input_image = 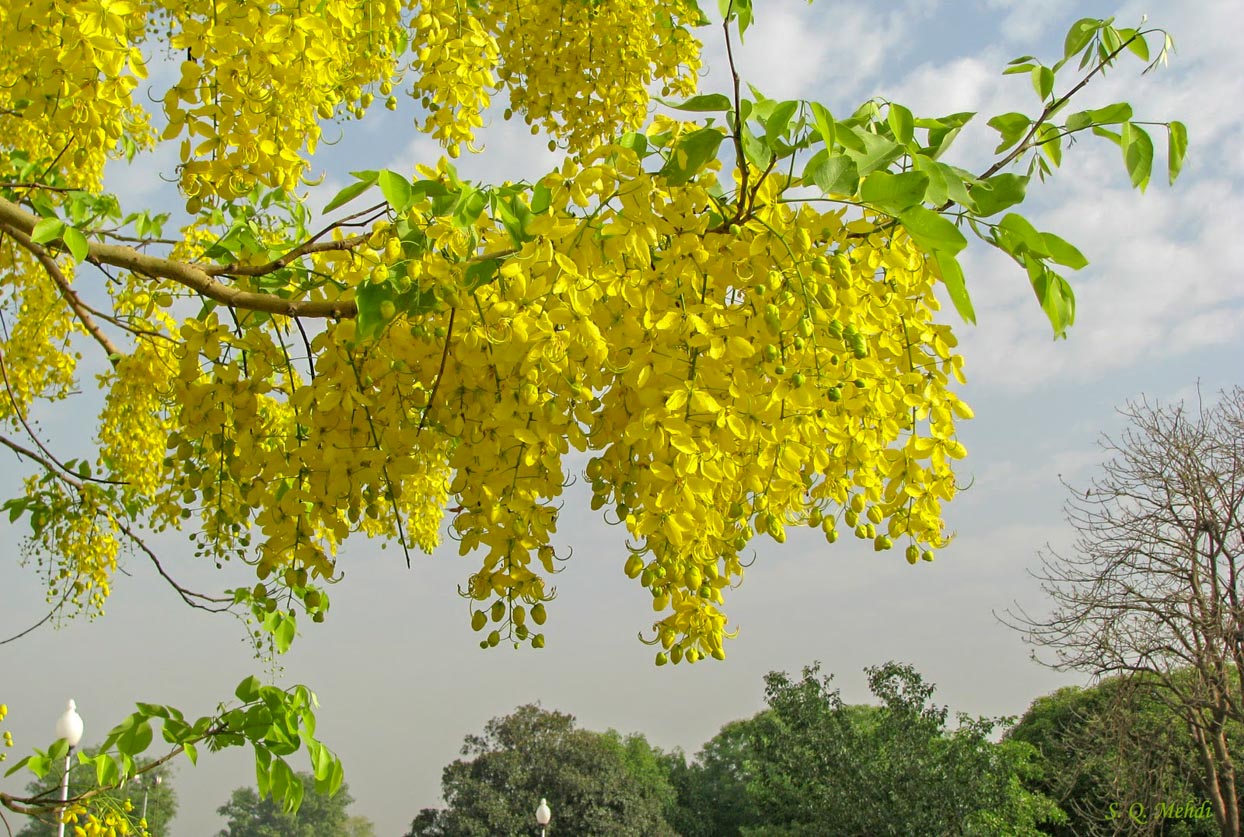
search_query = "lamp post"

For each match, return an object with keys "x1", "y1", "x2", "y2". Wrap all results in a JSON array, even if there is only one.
[
  {"x1": 54, "y1": 699, "x2": 84, "y2": 837},
  {"x1": 535, "y1": 798, "x2": 551, "y2": 836},
  {"x1": 141, "y1": 773, "x2": 161, "y2": 824}
]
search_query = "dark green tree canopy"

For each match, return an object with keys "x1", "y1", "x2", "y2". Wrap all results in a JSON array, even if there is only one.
[{"x1": 408, "y1": 705, "x2": 677, "y2": 836}]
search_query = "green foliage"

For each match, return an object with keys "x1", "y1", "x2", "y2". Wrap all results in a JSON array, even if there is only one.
[
  {"x1": 668, "y1": 662, "x2": 1064, "y2": 837},
  {"x1": 1008, "y1": 674, "x2": 1239, "y2": 837},
  {"x1": 5, "y1": 677, "x2": 341, "y2": 821},
  {"x1": 407, "y1": 705, "x2": 678, "y2": 836},
  {"x1": 13, "y1": 753, "x2": 176, "y2": 837},
  {"x1": 217, "y1": 772, "x2": 370, "y2": 837}
]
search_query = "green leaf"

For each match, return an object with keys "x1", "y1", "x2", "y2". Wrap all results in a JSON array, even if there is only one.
[
  {"x1": 859, "y1": 171, "x2": 929, "y2": 215},
  {"x1": 463, "y1": 258, "x2": 502, "y2": 292},
  {"x1": 803, "y1": 152, "x2": 858, "y2": 196},
  {"x1": 660, "y1": 128, "x2": 725, "y2": 185},
  {"x1": 451, "y1": 186, "x2": 486, "y2": 230},
  {"x1": 1002, "y1": 63, "x2": 1036, "y2": 76},
  {"x1": 30, "y1": 217, "x2": 65, "y2": 245},
  {"x1": 530, "y1": 184, "x2": 551, "y2": 215},
  {"x1": 1040, "y1": 232, "x2": 1088, "y2": 269},
  {"x1": 998, "y1": 213, "x2": 1050, "y2": 258},
  {"x1": 887, "y1": 103, "x2": 914, "y2": 145},
  {"x1": 1121, "y1": 121, "x2": 1154, "y2": 191},
  {"x1": 662, "y1": 93, "x2": 732, "y2": 112},
  {"x1": 1064, "y1": 18, "x2": 1100, "y2": 59},
  {"x1": 235, "y1": 675, "x2": 263, "y2": 703},
  {"x1": 1126, "y1": 32, "x2": 1150, "y2": 61},
  {"x1": 739, "y1": 122, "x2": 772, "y2": 170},
  {"x1": 1035, "y1": 122, "x2": 1062, "y2": 167},
  {"x1": 94, "y1": 753, "x2": 120, "y2": 788},
  {"x1": 378, "y1": 170, "x2": 413, "y2": 212},
  {"x1": 1028, "y1": 261, "x2": 1075, "y2": 338},
  {"x1": 273, "y1": 611, "x2": 296, "y2": 654},
  {"x1": 62, "y1": 226, "x2": 89, "y2": 263},
  {"x1": 1167, "y1": 121, "x2": 1188, "y2": 184},
  {"x1": 986, "y1": 112, "x2": 1032, "y2": 153},
  {"x1": 354, "y1": 283, "x2": 394, "y2": 343},
  {"x1": 969, "y1": 173, "x2": 1028, "y2": 217},
  {"x1": 764, "y1": 100, "x2": 798, "y2": 145},
  {"x1": 1031, "y1": 66, "x2": 1055, "y2": 100},
  {"x1": 840, "y1": 128, "x2": 902, "y2": 174},
  {"x1": 809, "y1": 102, "x2": 835, "y2": 149},
  {"x1": 617, "y1": 132, "x2": 649, "y2": 157},
  {"x1": 899, "y1": 206, "x2": 967, "y2": 256},
  {"x1": 5, "y1": 755, "x2": 34, "y2": 778},
  {"x1": 1090, "y1": 102, "x2": 1133, "y2": 124},
  {"x1": 932, "y1": 251, "x2": 975, "y2": 325},
  {"x1": 322, "y1": 172, "x2": 378, "y2": 213}
]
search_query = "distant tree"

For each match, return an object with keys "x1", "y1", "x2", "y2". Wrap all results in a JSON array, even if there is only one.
[
  {"x1": 216, "y1": 772, "x2": 369, "y2": 837},
  {"x1": 664, "y1": 717, "x2": 766, "y2": 837},
  {"x1": 731, "y1": 662, "x2": 1063, "y2": 836},
  {"x1": 1010, "y1": 389, "x2": 1244, "y2": 836},
  {"x1": 407, "y1": 705, "x2": 676, "y2": 836},
  {"x1": 1009, "y1": 675, "x2": 1238, "y2": 836},
  {"x1": 14, "y1": 753, "x2": 176, "y2": 836}
]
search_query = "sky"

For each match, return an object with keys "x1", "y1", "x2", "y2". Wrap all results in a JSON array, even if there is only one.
[{"x1": 2, "y1": 1, "x2": 1243, "y2": 835}]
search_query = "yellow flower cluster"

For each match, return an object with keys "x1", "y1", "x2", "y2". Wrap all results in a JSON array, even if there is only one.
[
  {"x1": 408, "y1": 6, "x2": 499, "y2": 155},
  {"x1": 1, "y1": 702, "x2": 12, "y2": 762},
  {"x1": 165, "y1": 0, "x2": 405, "y2": 203},
  {"x1": 62, "y1": 801, "x2": 148, "y2": 837},
  {"x1": 0, "y1": 247, "x2": 80, "y2": 425},
  {"x1": 0, "y1": 0, "x2": 151, "y2": 191},
  {"x1": 482, "y1": 0, "x2": 703, "y2": 152}
]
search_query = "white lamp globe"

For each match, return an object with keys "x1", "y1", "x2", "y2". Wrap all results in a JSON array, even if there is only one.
[
  {"x1": 54, "y1": 699, "x2": 84, "y2": 747},
  {"x1": 535, "y1": 798, "x2": 551, "y2": 826}
]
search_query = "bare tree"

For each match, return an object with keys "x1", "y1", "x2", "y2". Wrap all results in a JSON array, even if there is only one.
[{"x1": 1011, "y1": 387, "x2": 1244, "y2": 837}]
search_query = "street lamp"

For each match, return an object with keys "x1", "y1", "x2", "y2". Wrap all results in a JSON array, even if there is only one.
[
  {"x1": 53, "y1": 699, "x2": 84, "y2": 837},
  {"x1": 535, "y1": 798, "x2": 551, "y2": 837},
  {"x1": 141, "y1": 773, "x2": 162, "y2": 824}
]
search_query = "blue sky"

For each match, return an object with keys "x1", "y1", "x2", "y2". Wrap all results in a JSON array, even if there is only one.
[{"x1": 2, "y1": 2, "x2": 1242, "y2": 835}]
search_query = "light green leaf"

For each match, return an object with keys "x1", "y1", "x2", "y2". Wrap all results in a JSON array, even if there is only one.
[
  {"x1": 1167, "y1": 121, "x2": 1188, "y2": 184},
  {"x1": 617, "y1": 131, "x2": 649, "y2": 157},
  {"x1": 986, "y1": 112, "x2": 1032, "y2": 153},
  {"x1": 809, "y1": 101, "x2": 835, "y2": 149},
  {"x1": 1028, "y1": 261, "x2": 1076, "y2": 338},
  {"x1": 840, "y1": 128, "x2": 902, "y2": 174},
  {"x1": 932, "y1": 251, "x2": 975, "y2": 324},
  {"x1": 887, "y1": 103, "x2": 914, "y2": 145},
  {"x1": 62, "y1": 227, "x2": 89, "y2": 263},
  {"x1": 969, "y1": 173, "x2": 1028, "y2": 217},
  {"x1": 1031, "y1": 65, "x2": 1055, "y2": 100},
  {"x1": 1040, "y1": 232, "x2": 1088, "y2": 269},
  {"x1": 1121, "y1": 121, "x2": 1154, "y2": 191},
  {"x1": 235, "y1": 675, "x2": 263, "y2": 702},
  {"x1": 859, "y1": 170, "x2": 929, "y2": 215},
  {"x1": 1064, "y1": 18, "x2": 1100, "y2": 59},
  {"x1": 1035, "y1": 122, "x2": 1062, "y2": 167},
  {"x1": 378, "y1": 169, "x2": 413, "y2": 212},
  {"x1": 998, "y1": 213, "x2": 1050, "y2": 257},
  {"x1": 803, "y1": 152, "x2": 858, "y2": 196},
  {"x1": 660, "y1": 128, "x2": 725, "y2": 185},
  {"x1": 30, "y1": 217, "x2": 65, "y2": 245},
  {"x1": 94, "y1": 754, "x2": 120, "y2": 788},
  {"x1": 321, "y1": 172, "x2": 378, "y2": 213},
  {"x1": 740, "y1": 122, "x2": 772, "y2": 170},
  {"x1": 662, "y1": 93, "x2": 732, "y2": 112},
  {"x1": 764, "y1": 100, "x2": 798, "y2": 145},
  {"x1": 899, "y1": 206, "x2": 967, "y2": 255}
]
